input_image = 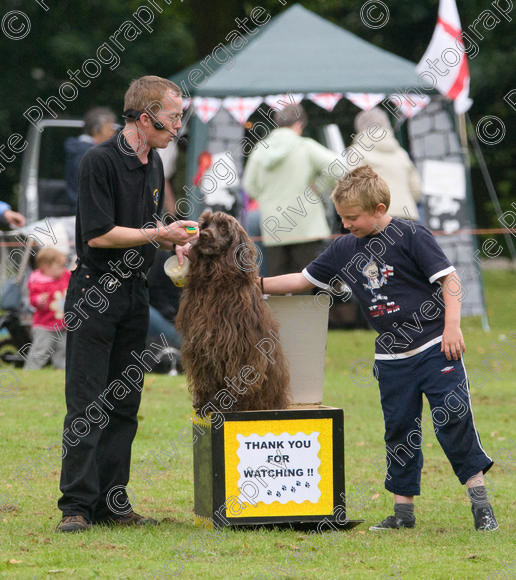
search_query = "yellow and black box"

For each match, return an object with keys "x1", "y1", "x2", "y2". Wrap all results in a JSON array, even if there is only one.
[{"x1": 193, "y1": 406, "x2": 361, "y2": 529}]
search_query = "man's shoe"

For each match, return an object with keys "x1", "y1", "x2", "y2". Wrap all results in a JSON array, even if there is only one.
[
  {"x1": 56, "y1": 515, "x2": 91, "y2": 533},
  {"x1": 472, "y1": 504, "x2": 499, "y2": 531},
  {"x1": 110, "y1": 511, "x2": 159, "y2": 526},
  {"x1": 369, "y1": 515, "x2": 416, "y2": 531}
]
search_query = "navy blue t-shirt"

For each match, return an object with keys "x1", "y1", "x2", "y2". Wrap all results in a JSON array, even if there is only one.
[{"x1": 303, "y1": 219, "x2": 455, "y2": 359}]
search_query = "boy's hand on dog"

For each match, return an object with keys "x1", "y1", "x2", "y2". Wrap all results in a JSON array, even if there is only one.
[{"x1": 156, "y1": 220, "x2": 199, "y2": 250}]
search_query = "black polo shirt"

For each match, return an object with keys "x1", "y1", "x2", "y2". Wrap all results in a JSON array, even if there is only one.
[{"x1": 75, "y1": 133, "x2": 164, "y2": 274}]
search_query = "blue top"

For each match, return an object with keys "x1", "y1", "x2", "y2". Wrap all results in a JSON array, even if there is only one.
[
  {"x1": 303, "y1": 218, "x2": 455, "y2": 359},
  {"x1": 0, "y1": 201, "x2": 11, "y2": 215},
  {"x1": 64, "y1": 135, "x2": 96, "y2": 205}
]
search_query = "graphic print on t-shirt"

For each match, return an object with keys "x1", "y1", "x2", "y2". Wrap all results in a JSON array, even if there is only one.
[
  {"x1": 303, "y1": 219, "x2": 456, "y2": 356},
  {"x1": 361, "y1": 256, "x2": 400, "y2": 318}
]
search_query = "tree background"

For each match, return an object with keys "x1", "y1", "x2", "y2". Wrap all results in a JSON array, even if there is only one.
[{"x1": 0, "y1": 0, "x2": 514, "y2": 246}]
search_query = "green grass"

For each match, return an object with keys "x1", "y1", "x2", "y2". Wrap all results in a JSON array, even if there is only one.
[{"x1": 1, "y1": 270, "x2": 515, "y2": 579}]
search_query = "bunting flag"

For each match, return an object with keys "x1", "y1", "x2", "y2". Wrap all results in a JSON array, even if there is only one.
[
  {"x1": 306, "y1": 93, "x2": 343, "y2": 111},
  {"x1": 191, "y1": 91, "x2": 431, "y2": 124},
  {"x1": 344, "y1": 92, "x2": 386, "y2": 111},
  {"x1": 416, "y1": 0, "x2": 472, "y2": 114},
  {"x1": 192, "y1": 97, "x2": 222, "y2": 123},
  {"x1": 389, "y1": 93, "x2": 431, "y2": 118},
  {"x1": 222, "y1": 96, "x2": 263, "y2": 125},
  {"x1": 264, "y1": 93, "x2": 305, "y2": 108}
]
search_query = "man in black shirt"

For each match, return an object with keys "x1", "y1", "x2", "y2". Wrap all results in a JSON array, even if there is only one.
[{"x1": 57, "y1": 76, "x2": 198, "y2": 533}]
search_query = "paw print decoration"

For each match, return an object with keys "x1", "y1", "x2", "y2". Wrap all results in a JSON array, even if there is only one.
[{"x1": 264, "y1": 479, "x2": 312, "y2": 501}]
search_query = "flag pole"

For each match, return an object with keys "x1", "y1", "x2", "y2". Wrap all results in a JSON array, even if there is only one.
[{"x1": 465, "y1": 113, "x2": 516, "y2": 264}]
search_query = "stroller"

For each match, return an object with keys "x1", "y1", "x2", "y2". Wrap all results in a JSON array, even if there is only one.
[
  {"x1": 1, "y1": 218, "x2": 76, "y2": 368},
  {"x1": 0, "y1": 233, "x2": 32, "y2": 367}
]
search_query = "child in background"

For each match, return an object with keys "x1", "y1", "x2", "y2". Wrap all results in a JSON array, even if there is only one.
[
  {"x1": 24, "y1": 248, "x2": 70, "y2": 370},
  {"x1": 262, "y1": 166, "x2": 497, "y2": 532}
]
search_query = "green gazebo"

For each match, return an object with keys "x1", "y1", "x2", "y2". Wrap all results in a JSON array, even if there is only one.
[{"x1": 171, "y1": 4, "x2": 486, "y2": 320}]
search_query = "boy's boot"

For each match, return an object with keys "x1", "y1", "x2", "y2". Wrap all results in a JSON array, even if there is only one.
[
  {"x1": 369, "y1": 503, "x2": 416, "y2": 531},
  {"x1": 468, "y1": 486, "x2": 499, "y2": 531}
]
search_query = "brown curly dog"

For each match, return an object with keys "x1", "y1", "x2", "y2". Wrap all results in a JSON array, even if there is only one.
[{"x1": 175, "y1": 210, "x2": 290, "y2": 414}]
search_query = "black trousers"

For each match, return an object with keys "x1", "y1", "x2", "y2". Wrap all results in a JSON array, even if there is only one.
[{"x1": 58, "y1": 268, "x2": 149, "y2": 521}]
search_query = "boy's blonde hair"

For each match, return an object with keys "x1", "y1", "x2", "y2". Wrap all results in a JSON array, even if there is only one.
[
  {"x1": 124, "y1": 75, "x2": 181, "y2": 113},
  {"x1": 331, "y1": 165, "x2": 390, "y2": 213},
  {"x1": 35, "y1": 248, "x2": 66, "y2": 269}
]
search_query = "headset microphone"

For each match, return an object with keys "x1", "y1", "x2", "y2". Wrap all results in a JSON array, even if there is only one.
[
  {"x1": 122, "y1": 109, "x2": 141, "y2": 122},
  {"x1": 122, "y1": 109, "x2": 166, "y2": 131}
]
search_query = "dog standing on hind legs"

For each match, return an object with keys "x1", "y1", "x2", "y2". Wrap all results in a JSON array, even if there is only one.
[{"x1": 176, "y1": 211, "x2": 290, "y2": 413}]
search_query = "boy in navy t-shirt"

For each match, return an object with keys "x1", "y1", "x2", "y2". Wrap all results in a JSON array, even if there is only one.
[{"x1": 262, "y1": 166, "x2": 497, "y2": 532}]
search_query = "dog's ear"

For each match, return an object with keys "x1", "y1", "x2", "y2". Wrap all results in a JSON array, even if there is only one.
[
  {"x1": 232, "y1": 219, "x2": 253, "y2": 249},
  {"x1": 233, "y1": 239, "x2": 257, "y2": 263},
  {"x1": 230, "y1": 225, "x2": 259, "y2": 273}
]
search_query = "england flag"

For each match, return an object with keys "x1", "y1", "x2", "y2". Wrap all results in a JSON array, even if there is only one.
[{"x1": 416, "y1": 0, "x2": 472, "y2": 114}]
